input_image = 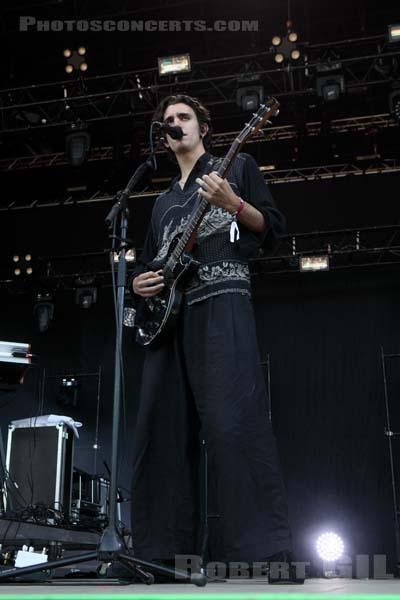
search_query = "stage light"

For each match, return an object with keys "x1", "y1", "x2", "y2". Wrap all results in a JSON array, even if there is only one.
[
  {"x1": 316, "y1": 532, "x2": 344, "y2": 562},
  {"x1": 271, "y1": 24, "x2": 301, "y2": 64},
  {"x1": 66, "y1": 124, "x2": 90, "y2": 167},
  {"x1": 259, "y1": 165, "x2": 276, "y2": 171},
  {"x1": 158, "y1": 54, "x2": 191, "y2": 76},
  {"x1": 388, "y1": 24, "x2": 400, "y2": 42},
  {"x1": 389, "y1": 89, "x2": 400, "y2": 123},
  {"x1": 236, "y1": 86, "x2": 264, "y2": 112},
  {"x1": 75, "y1": 287, "x2": 97, "y2": 309},
  {"x1": 300, "y1": 255, "x2": 329, "y2": 272},
  {"x1": 113, "y1": 248, "x2": 137, "y2": 263},
  {"x1": 11, "y1": 253, "x2": 33, "y2": 277},
  {"x1": 33, "y1": 293, "x2": 54, "y2": 333},
  {"x1": 64, "y1": 47, "x2": 89, "y2": 74},
  {"x1": 58, "y1": 376, "x2": 80, "y2": 408},
  {"x1": 316, "y1": 67, "x2": 345, "y2": 102}
]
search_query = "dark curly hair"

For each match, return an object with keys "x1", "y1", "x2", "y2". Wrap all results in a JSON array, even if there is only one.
[{"x1": 153, "y1": 94, "x2": 213, "y2": 155}]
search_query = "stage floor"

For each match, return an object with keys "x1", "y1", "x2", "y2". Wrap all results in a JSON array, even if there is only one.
[{"x1": 0, "y1": 578, "x2": 399, "y2": 599}]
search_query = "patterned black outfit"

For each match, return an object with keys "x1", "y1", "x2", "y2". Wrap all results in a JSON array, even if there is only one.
[{"x1": 130, "y1": 151, "x2": 292, "y2": 563}]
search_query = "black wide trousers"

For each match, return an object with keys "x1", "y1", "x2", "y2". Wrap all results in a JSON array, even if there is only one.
[{"x1": 131, "y1": 293, "x2": 292, "y2": 563}]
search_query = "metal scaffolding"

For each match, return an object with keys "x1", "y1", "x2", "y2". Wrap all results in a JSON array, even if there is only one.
[
  {"x1": 0, "y1": 35, "x2": 398, "y2": 135},
  {"x1": 0, "y1": 113, "x2": 397, "y2": 173}
]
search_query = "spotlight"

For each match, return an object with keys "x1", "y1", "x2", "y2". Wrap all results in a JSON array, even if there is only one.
[
  {"x1": 58, "y1": 376, "x2": 80, "y2": 408},
  {"x1": 236, "y1": 86, "x2": 264, "y2": 111},
  {"x1": 64, "y1": 47, "x2": 89, "y2": 73},
  {"x1": 388, "y1": 24, "x2": 400, "y2": 43},
  {"x1": 271, "y1": 24, "x2": 301, "y2": 64},
  {"x1": 300, "y1": 255, "x2": 329, "y2": 272},
  {"x1": 33, "y1": 293, "x2": 54, "y2": 333},
  {"x1": 75, "y1": 287, "x2": 97, "y2": 309},
  {"x1": 113, "y1": 248, "x2": 136, "y2": 263},
  {"x1": 11, "y1": 253, "x2": 33, "y2": 277},
  {"x1": 389, "y1": 89, "x2": 400, "y2": 123},
  {"x1": 66, "y1": 124, "x2": 90, "y2": 167},
  {"x1": 158, "y1": 53, "x2": 191, "y2": 76},
  {"x1": 316, "y1": 532, "x2": 344, "y2": 562},
  {"x1": 316, "y1": 64, "x2": 345, "y2": 102}
]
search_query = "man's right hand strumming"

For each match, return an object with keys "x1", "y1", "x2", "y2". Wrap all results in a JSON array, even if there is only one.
[{"x1": 132, "y1": 270, "x2": 164, "y2": 298}]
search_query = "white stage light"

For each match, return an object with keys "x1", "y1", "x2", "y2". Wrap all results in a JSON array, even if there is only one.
[{"x1": 316, "y1": 532, "x2": 344, "y2": 562}]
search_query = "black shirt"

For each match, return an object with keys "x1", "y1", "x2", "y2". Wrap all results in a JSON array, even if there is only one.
[{"x1": 131, "y1": 151, "x2": 285, "y2": 305}]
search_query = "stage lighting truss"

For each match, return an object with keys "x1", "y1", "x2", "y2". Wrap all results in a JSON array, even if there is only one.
[
  {"x1": 271, "y1": 22, "x2": 301, "y2": 65},
  {"x1": 64, "y1": 46, "x2": 88, "y2": 74},
  {"x1": 12, "y1": 253, "x2": 33, "y2": 277}
]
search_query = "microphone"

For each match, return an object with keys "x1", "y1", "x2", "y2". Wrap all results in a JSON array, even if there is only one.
[{"x1": 153, "y1": 121, "x2": 184, "y2": 140}]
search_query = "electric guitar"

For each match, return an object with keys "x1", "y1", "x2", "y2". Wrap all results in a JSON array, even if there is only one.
[{"x1": 135, "y1": 98, "x2": 280, "y2": 348}]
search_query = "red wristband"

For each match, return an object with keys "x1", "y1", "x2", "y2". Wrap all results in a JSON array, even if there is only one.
[{"x1": 233, "y1": 198, "x2": 245, "y2": 217}]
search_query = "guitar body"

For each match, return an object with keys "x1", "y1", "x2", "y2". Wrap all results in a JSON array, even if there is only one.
[{"x1": 135, "y1": 234, "x2": 199, "y2": 348}]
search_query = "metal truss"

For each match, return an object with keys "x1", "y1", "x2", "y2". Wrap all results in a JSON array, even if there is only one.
[
  {"x1": 0, "y1": 35, "x2": 398, "y2": 135},
  {"x1": 0, "y1": 113, "x2": 397, "y2": 172},
  {"x1": 0, "y1": 157, "x2": 399, "y2": 212},
  {"x1": 1, "y1": 225, "x2": 399, "y2": 291},
  {"x1": 251, "y1": 225, "x2": 400, "y2": 276},
  {"x1": 262, "y1": 158, "x2": 400, "y2": 184}
]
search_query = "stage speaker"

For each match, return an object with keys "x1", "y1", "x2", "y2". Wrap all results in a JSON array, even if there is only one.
[{"x1": 4, "y1": 422, "x2": 74, "y2": 518}]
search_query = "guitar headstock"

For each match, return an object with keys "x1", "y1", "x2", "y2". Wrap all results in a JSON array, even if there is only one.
[{"x1": 237, "y1": 97, "x2": 280, "y2": 145}]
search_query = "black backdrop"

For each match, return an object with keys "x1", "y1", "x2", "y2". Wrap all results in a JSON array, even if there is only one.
[{"x1": 1, "y1": 172, "x2": 400, "y2": 571}]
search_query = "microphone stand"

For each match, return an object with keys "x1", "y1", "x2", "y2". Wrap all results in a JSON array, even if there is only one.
[{"x1": 0, "y1": 146, "x2": 206, "y2": 587}]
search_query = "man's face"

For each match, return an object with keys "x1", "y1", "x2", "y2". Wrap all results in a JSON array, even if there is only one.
[{"x1": 162, "y1": 102, "x2": 207, "y2": 155}]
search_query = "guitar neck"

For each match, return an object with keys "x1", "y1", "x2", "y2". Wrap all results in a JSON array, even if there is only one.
[{"x1": 169, "y1": 144, "x2": 241, "y2": 262}]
